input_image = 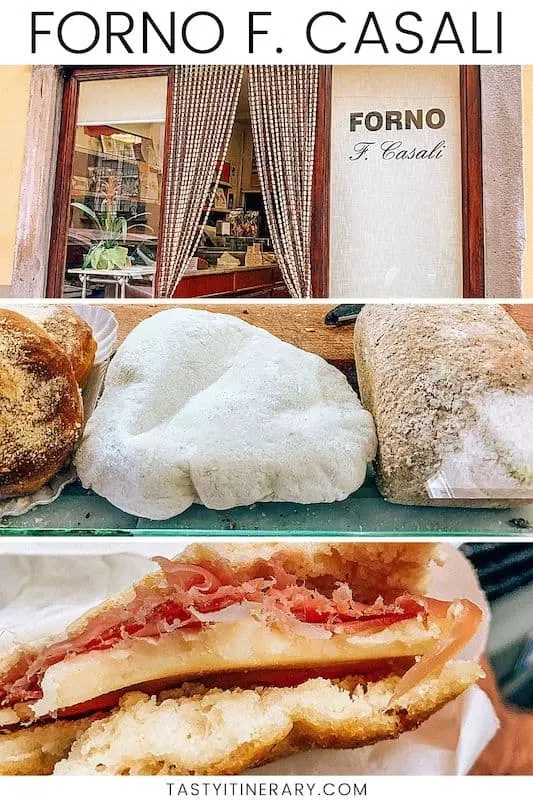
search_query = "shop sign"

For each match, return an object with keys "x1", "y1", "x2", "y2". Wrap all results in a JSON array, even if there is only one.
[{"x1": 347, "y1": 107, "x2": 448, "y2": 162}]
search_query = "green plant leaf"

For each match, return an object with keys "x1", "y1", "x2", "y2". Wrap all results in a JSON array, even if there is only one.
[
  {"x1": 71, "y1": 202, "x2": 103, "y2": 230},
  {"x1": 72, "y1": 199, "x2": 150, "y2": 252},
  {"x1": 118, "y1": 216, "x2": 128, "y2": 241},
  {"x1": 129, "y1": 223, "x2": 155, "y2": 234}
]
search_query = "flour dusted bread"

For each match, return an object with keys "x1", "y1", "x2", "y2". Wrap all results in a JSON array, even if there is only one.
[
  {"x1": 75, "y1": 308, "x2": 377, "y2": 519},
  {"x1": 54, "y1": 663, "x2": 481, "y2": 775},
  {"x1": 5, "y1": 304, "x2": 97, "y2": 387},
  {"x1": 0, "y1": 309, "x2": 83, "y2": 499},
  {"x1": 354, "y1": 304, "x2": 533, "y2": 507}
]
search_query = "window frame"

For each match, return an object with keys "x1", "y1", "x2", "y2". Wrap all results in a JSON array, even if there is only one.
[
  {"x1": 311, "y1": 65, "x2": 485, "y2": 298},
  {"x1": 46, "y1": 65, "x2": 175, "y2": 298}
]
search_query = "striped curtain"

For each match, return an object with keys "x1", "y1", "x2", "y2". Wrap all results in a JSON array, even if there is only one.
[
  {"x1": 155, "y1": 65, "x2": 243, "y2": 297},
  {"x1": 248, "y1": 66, "x2": 319, "y2": 299}
]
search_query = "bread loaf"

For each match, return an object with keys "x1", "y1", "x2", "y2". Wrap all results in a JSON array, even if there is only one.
[
  {"x1": 0, "y1": 310, "x2": 83, "y2": 499},
  {"x1": 76, "y1": 308, "x2": 377, "y2": 519},
  {"x1": 354, "y1": 304, "x2": 533, "y2": 507},
  {"x1": 0, "y1": 717, "x2": 95, "y2": 775},
  {"x1": 2, "y1": 304, "x2": 96, "y2": 387}
]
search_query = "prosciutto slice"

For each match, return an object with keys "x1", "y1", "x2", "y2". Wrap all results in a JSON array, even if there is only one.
[
  {"x1": 0, "y1": 556, "x2": 473, "y2": 711},
  {"x1": 389, "y1": 598, "x2": 483, "y2": 703}
]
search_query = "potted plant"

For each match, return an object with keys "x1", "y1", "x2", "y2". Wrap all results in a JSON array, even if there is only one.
[{"x1": 71, "y1": 174, "x2": 153, "y2": 270}]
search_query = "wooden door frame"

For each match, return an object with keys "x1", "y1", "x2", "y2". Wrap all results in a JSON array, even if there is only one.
[
  {"x1": 311, "y1": 65, "x2": 485, "y2": 298},
  {"x1": 46, "y1": 65, "x2": 174, "y2": 298},
  {"x1": 460, "y1": 66, "x2": 485, "y2": 297},
  {"x1": 310, "y1": 66, "x2": 332, "y2": 299}
]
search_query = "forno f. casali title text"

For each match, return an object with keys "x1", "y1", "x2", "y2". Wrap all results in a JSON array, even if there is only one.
[{"x1": 30, "y1": 9, "x2": 503, "y2": 56}]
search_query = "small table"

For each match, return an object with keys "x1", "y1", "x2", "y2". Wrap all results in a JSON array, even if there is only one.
[{"x1": 67, "y1": 267, "x2": 155, "y2": 299}]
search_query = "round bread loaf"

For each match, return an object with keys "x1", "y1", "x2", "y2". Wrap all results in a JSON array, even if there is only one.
[
  {"x1": 3, "y1": 305, "x2": 97, "y2": 387},
  {"x1": 0, "y1": 309, "x2": 84, "y2": 499}
]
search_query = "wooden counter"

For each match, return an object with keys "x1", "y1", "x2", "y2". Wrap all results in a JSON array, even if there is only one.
[
  {"x1": 105, "y1": 302, "x2": 533, "y2": 389},
  {"x1": 172, "y1": 264, "x2": 286, "y2": 298}
]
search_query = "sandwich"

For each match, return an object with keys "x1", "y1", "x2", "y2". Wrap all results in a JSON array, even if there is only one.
[{"x1": 0, "y1": 542, "x2": 483, "y2": 775}]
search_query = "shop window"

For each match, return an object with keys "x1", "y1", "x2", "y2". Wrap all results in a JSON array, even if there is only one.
[
  {"x1": 48, "y1": 69, "x2": 169, "y2": 298},
  {"x1": 48, "y1": 65, "x2": 484, "y2": 299},
  {"x1": 49, "y1": 66, "x2": 286, "y2": 299}
]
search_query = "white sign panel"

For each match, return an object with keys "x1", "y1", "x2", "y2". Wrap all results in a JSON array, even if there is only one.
[{"x1": 329, "y1": 66, "x2": 463, "y2": 298}]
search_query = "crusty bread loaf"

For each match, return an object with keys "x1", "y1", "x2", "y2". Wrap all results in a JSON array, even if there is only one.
[
  {"x1": 5, "y1": 305, "x2": 97, "y2": 387},
  {"x1": 0, "y1": 717, "x2": 95, "y2": 775},
  {"x1": 0, "y1": 309, "x2": 84, "y2": 499},
  {"x1": 354, "y1": 304, "x2": 533, "y2": 507},
  {"x1": 54, "y1": 662, "x2": 481, "y2": 775}
]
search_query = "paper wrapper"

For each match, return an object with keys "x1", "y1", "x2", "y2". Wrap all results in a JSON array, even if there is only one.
[
  {"x1": 425, "y1": 392, "x2": 533, "y2": 504},
  {"x1": 0, "y1": 542, "x2": 498, "y2": 775},
  {"x1": 0, "y1": 305, "x2": 118, "y2": 517}
]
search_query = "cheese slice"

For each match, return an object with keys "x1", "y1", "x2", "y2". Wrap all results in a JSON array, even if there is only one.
[{"x1": 31, "y1": 614, "x2": 449, "y2": 719}]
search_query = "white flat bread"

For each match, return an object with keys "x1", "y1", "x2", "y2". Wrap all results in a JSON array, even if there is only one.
[{"x1": 76, "y1": 309, "x2": 377, "y2": 519}]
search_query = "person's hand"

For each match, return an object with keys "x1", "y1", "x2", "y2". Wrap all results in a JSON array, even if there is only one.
[{"x1": 470, "y1": 656, "x2": 533, "y2": 774}]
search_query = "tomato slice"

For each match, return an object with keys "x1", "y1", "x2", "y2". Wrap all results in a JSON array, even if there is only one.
[{"x1": 37, "y1": 658, "x2": 419, "y2": 721}]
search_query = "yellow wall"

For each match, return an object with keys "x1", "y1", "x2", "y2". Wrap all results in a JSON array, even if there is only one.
[
  {"x1": 523, "y1": 66, "x2": 533, "y2": 297},
  {"x1": 0, "y1": 66, "x2": 31, "y2": 289}
]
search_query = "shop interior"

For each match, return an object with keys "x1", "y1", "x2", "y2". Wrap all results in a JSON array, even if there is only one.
[{"x1": 63, "y1": 70, "x2": 287, "y2": 299}]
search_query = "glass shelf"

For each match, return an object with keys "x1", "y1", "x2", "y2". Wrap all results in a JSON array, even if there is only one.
[{"x1": 1, "y1": 476, "x2": 530, "y2": 536}]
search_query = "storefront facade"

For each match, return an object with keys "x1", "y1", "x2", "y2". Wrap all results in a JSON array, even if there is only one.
[{"x1": 2, "y1": 64, "x2": 531, "y2": 299}]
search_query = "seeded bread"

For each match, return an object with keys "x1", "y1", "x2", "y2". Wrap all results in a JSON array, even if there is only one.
[
  {"x1": 0, "y1": 309, "x2": 84, "y2": 499},
  {"x1": 4, "y1": 304, "x2": 97, "y2": 387}
]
